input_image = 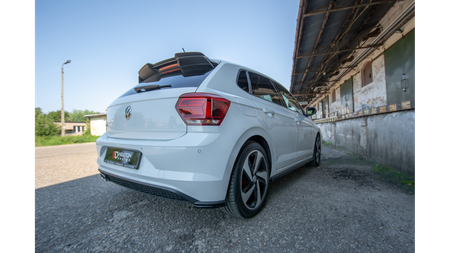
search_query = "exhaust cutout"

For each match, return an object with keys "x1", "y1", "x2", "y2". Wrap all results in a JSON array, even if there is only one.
[{"x1": 100, "y1": 173, "x2": 109, "y2": 182}]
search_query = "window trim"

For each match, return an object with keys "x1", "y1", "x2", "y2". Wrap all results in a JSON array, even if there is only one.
[
  {"x1": 247, "y1": 71, "x2": 286, "y2": 109},
  {"x1": 246, "y1": 71, "x2": 253, "y2": 94},
  {"x1": 270, "y1": 79, "x2": 306, "y2": 116},
  {"x1": 237, "y1": 70, "x2": 305, "y2": 115},
  {"x1": 235, "y1": 69, "x2": 251, "y2": 93},
  {"x1": 361, "y1": 60, "x2": 373, "y2": 87},
  {"x1": 331, "y1": 89, "x2": 336, "y2": 103}
]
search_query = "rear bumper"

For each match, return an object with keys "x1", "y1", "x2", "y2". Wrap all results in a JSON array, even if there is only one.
[
  {"x1": 96, "y1": 128, "x2": 237, "y2": 205},
  {"x1": 99, "y1": 170, "x2": 226, "y2": 208}
]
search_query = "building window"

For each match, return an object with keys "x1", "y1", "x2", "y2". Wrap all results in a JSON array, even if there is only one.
[
  {"x1": 362, "y1": 60, "x2": 373, "y2": 87},
  {"x1": 331, "y1": 89, "x2": 336, "y2": 103}
]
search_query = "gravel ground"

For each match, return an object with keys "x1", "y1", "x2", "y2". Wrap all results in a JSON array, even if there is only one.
[{"x1": 35, "y1": 143, "x2": 414, "y2": 252}]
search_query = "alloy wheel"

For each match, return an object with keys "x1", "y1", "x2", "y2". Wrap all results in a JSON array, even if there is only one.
[
  {"x1": 315, "y1": 136, "x2": 321, "y2": 164},
  {"x1": 240, "y1": 150, "x2": 269, "y2": 210}
]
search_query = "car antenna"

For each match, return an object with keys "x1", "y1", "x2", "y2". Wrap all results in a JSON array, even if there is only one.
[{"x1": 182, "y1": 48, "x2": 185, "y2": 52}]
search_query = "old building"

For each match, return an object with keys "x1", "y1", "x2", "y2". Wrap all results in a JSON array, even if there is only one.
[
  {"x1": 290, "y1": 0, "x2": 415, "y2": 176},
  {"x1": 54, "y1": 121, "x2": 87, "y2": 136},
  {"x1": 84, "y1": 114, "x2": 107, "y2": 136}
]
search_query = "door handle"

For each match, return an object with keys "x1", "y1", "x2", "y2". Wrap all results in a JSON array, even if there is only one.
[{"x1": 263, "y1": 108, "x2": 275, "y2": 114}]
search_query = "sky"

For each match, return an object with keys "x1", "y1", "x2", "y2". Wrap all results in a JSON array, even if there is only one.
[{"x1": 35, "y1": 0, "x2": 300, "y2": 114}]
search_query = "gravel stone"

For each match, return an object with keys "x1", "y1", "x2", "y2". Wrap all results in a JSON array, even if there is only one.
[{"x1": 35, "y1": 143, "x2": 414, "y2": 252}]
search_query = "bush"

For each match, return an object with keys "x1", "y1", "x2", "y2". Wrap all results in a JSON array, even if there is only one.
[
  {"x1": 34, "y1": 108, "x2": 103, "y2": 146},
  {"x1": 35, "y1": 135, "x2": 99, "y2": 147},
  {"x1": 35, "y1": 108, "x2": 60, "y2": 136}
]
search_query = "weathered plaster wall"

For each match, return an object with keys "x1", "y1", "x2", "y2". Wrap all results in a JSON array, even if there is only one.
[
  {"x1": 335, "y1": 119, "x2": 362, "y2": 154},
  {"x1": 317, "y1": 110, "x2": 415, "y2": 176},
  {"x1": 311, "y1": 48, "x2": 388, "y2": 117},
  {"x1": 329, "y1": 88, "x2": 341, "y2": 116},
  {"x1": 319, "y1": 122, "x2": 335, "y2": 145},
  {"x1": 366, "y1": 111, "x2": 415, "y2": 177},
  {"x1": 353, "y1": 55, "x2": 388, "y2": 112}
]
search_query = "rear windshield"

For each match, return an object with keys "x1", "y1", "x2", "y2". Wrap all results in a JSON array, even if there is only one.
[{"x1": 119, "y1": 69, "x2": 213, "y2": 98}]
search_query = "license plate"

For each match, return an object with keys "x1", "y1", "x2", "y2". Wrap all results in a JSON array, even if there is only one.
[{"x1": 104, "y1": 148, "x2": 142, "y2": 169}]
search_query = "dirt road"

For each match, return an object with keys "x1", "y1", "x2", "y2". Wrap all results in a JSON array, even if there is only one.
[{"x1": 35, "y1": 142, "x2": 414, "y2": 252}]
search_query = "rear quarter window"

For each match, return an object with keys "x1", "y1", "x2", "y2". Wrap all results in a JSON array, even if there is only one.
[{"x1": 236, "y1": 70, "x2": 250, "y2": 93}]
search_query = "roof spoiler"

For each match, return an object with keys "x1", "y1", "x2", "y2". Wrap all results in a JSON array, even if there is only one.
[{"x1": 138, "y1": 52, "x2": 215, "y2": 83}]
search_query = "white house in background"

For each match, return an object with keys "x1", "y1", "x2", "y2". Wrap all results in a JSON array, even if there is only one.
[
  {"x1": 54, "y1": 121, "x2": 87, "y2": 136},
  {"x1": 84, "y1": 114, "x2": 107, "y2": 136}
]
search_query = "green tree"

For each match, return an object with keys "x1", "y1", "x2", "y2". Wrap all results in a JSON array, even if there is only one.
[
  {"x1": 47, "y1": 110, "x2": 70, "y2": 122},
  {"x1": 69, "y1": 109, "x2": 100, "y2": 122},
  {"x1": 36, "y1": 108, "x2": 101, "y2": 136},
  {"x1": 35, "y1": 107, "x2": 60, "y2": 136}
]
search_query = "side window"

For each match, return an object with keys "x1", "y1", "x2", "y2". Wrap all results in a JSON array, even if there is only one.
[
  {"x1": 236, "y1": 70, "x2": 250, "y2": 93},
  {"x1": 248, "y1": 72, "x2": 283, "y2": 106},
  {"x1": 272, "y1": 81, "x2": 304, "y2": 114}
]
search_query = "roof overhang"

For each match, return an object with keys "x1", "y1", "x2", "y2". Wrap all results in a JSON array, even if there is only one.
[
  {"x1": 84, "y1": 114, "x2": 107, "y2": 118},
  {"x1": 290, "y1": 0, "x2": 415, "y2": 104}
]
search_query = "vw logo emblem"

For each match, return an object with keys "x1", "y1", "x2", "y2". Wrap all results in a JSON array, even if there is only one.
[{"x1": 124, "y1": 106, "x2": 132, "y2": 120}]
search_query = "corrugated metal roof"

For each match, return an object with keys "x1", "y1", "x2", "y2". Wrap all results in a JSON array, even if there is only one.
[{"x1": 290, "y1": 0, "x2": 399, "y2": 103}]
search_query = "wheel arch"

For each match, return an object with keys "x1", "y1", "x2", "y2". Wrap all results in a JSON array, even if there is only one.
[
  {"x1": 246, "y1": 135, "x2": 272, "y2": 176},
  {"x1": 222, "y1": 127, "x2": 274, "y2": 196}
]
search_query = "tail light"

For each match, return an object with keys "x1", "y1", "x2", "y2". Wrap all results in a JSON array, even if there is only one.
[{"x1": 176, "y1": 93, "x2": 231, "y2": 125}]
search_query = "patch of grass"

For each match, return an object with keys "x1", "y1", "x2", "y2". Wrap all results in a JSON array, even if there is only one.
[
  {"x1": 372, "y1": 164, "x2": 415, "y2": 193},
  {"x1": 323, "y1": 141, "x2": 333, "y2": 146},
  {"x1": 35, "y1": 135, "x2": 99, "y2": 147}
]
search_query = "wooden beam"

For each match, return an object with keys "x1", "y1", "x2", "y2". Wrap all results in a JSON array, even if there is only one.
[
  {"x1": 299, "y1": 0, "x2": 335, "y2": 91},
  {"x1": 308, "y1": 1, "x2": 362, "y2": 85},
  {"x1": 304, "y1": 0, "x2": 397, "y2": 17},
  {"x1": 296, "y1": 93, "x2": 327, "y2": 96},
  {"x1": 296, "y1": 45, "x2": 382, "y2": 58},
  {"x1": 290, "y1": 0, "x2": 309, "y2": 93}
]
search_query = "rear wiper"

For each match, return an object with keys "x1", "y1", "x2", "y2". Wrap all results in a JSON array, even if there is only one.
[{"x1": 135, "y1": 84, "x2": 172, "y2": 93}]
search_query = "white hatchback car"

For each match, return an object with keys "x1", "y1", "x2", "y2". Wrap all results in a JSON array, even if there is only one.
[{"x1": 96, "y1": 52, "x2": 321, "y2": 218}]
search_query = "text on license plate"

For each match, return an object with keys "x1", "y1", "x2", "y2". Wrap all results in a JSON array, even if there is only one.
[{"x1": 104, "y1": 148, "x2": 141, "y2": 169}]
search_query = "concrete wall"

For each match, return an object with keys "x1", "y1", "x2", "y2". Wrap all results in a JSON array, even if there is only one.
[
  {"x1": 366, "y1": 111, "x2": 415, "y2": 176},
  {"x1": 318, "y1": 110, "x2": 415, "y2": 177}
]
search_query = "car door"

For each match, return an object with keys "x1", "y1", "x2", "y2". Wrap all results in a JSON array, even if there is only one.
[
  {"x1": 247, "y1": 72, "x2": 297, "y2": 171},
  {"x1": 272, "y1": 81, "x2": 315, "y2": 162}
]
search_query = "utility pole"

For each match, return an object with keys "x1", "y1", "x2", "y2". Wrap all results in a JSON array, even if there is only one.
[{"x1": 61, "y1": 60, "x2": 71, "y2": 137}]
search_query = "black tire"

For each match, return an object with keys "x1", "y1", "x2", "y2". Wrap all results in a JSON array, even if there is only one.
[
  {"x1": 222, "y1": 141, "x2": 270, "y2": 218},
  {"x1": 311, "y1": 134, "x2": 321, "y2": 167}
]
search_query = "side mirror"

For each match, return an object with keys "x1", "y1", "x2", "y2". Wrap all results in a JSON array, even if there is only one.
[{"x1": 306, "y1": 106, "x2": 317, "y2": 117}]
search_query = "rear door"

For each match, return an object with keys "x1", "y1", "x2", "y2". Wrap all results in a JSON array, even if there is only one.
[{"x1": 248, "y1": 72, "x2": 297, "y2": 171}]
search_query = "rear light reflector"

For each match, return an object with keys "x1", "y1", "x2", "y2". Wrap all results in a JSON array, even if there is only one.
[{"x1": 176, "y1": 93, "x2": 231, "y2": 126}]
